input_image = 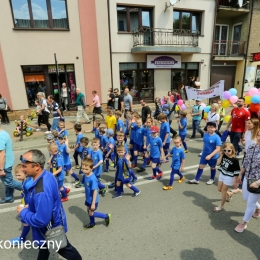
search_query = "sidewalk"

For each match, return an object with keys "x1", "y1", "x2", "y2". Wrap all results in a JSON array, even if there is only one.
[{"x1": 1, "y1": 99, "x2": 231, "y2": 151}]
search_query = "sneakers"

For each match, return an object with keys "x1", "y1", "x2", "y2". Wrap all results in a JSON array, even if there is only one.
[
  {"x1": 61, "y1": 197, "x2": 68, "y2": 202},
  {"x1": 137, "y1": 167, "x2": 145, "y2": 172},
  {"x1": 213, "y1": 205, "x2": 224, "y2": 212},
  {"x1": 252, "y1": 209, "x2": 260, "y2": 218},
  {"x1": 163, "y1": 185, "x2": 173, "y2": 190},
  {"x1": 234, "y1": 223, "x2": 247, "y2": 233},
  {"x1": 206, "y1": 179, "x2": 214, "y2": 185},
  {"x1": 105, "y1": 214, "x2": 111, "y2": 226},
  {"x1": 132, "y1": 190, "x2": 141, "y2": 197},
  {"x1": 199, "y1": 152, "x2": 202, "y2": 157},
  {"x1": 104, "y1": 169, "x2": 110, "y2": 172},
  {"x1": 131, "y1": 164, "x2": 137, "y2": 169},
  {"x1": 178, "y1": 176, "x2": 185, "y2": 183},
  {"x1": 9, "y1": 237, "x2": 24, "y2": 247},
  {"x1": 190, "y1": 136, "x2": 195, "y2": 139},
  {"x1": 0, "y1": 198, "x2": 14, "y2": 204},
  {"x1": 45, "y1": 131, "x2": 51, "y2": 134},
  {"x1": 66, "y1": 188, "x2": 71, "y2": 195},
  {"x1": 108, "y1": 182, "x2": 115, "y2": 188},
  {"x1": 110, "y1": 163, "x2": 115, "y2": 167},
  {"x1": 75, "y1": 181, "x2": 83, "y2": 188},
  {"x1": 36, "y1": 128, "x2": 41, "y2": 131},
  {"x1": 189, "y1": 179, "x2": 199, "y2": 184},
  {"x1": 148, "y1": 175, "x2": 157, "y2": 180},
  {"x1": 157, "y1": 172, "x2": 163, "y2": 180},
  {"x1": 83, "y1": 224, "x2": 95, "y2": 230},
  {"x1": 86, "y1": 121, "x2": 91, "y2": 124},
  {"x1": 112, "y1": 194, "x2": 122, "y2": 199},
  {"x1": 184, "y1": 150, "x2": 189, "y2": 153},
  {"x1": 101, "y1": 186, "x2": 107, "y2": 197},
  {"x1": 72, "y1": 165, "x2": 80, "y2": 169}
]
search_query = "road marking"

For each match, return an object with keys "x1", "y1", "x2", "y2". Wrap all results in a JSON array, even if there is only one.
[{"x1": 0, "y1": 164, "x2": 209, "y2": 213}]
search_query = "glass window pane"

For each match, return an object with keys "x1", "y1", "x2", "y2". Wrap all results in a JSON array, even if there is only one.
[
  {"x1": 192, "y1": 14, "x2": 199, "y2": 33},
  {"x1": 182, "y1": 12, "x2": 190, "y2": 31},
  {"x1": 117, "y1": 7, "x2": 127, "y2": 31},
  {"x1": 31, "y1": 0, "x2": 49, "y2": 28},
  {"x1": 11, "y1": 0, "x2": 31, "y2": 28},
  {"x1": 50, "y1": 0, "x2": 68, "y2": 28},
  {"x1": 142, "y1": 11, "x2": 150, "y2": 27},
  {"x1": 130, "y1": 8, "x2": 139, "y2": 32},
  {"x1": 119, "y1": 63, "x2": 137, "y2": 70},
  {"x1": 187, "y1": 62, "x2": 198, "y2": 69},
  {"x1": 173, "y1": 11, "x2": 180, "y2": 30}
]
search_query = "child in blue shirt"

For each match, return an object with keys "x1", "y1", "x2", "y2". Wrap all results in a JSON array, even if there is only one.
[
  {"x1": 177, "y1": 111, "x2": 188, "y2": 153},
  {"x1": 48, "y1": 143, "x2": 68, "y2": 202},
  {"x1": 104, "y1": 129, "x2": 116, "y2": 172},
  {"x1": 85, "y1": 120, "x2": 101, "y2": 140},
  {"x1": 115, "y1": 111, "x2": 125, "y2": 133},
  {"x1": 113, "y1": 145, "x2": 141, "y2": 199},
  {"x1": 162, "y1": 104, "x2": 170, "y2": 117},
  {"x1": 9, "y1": 164, "x2": 33, "y2": 246},
  {"x1": 89, "y1": 138, "x2": 107, "y2": 196},
  {"x1": 189, "y1": 121, "x2": 221, "y2": 184},
  {"x1": 82, "y1": 158, "x2": 111, "y2": 229},
  {"x1": 158, "y1": 113, "x2": 171, "y2": 161},
  {"x1": 163, "y1": 136, "x2": 185, "y2": 190},
  {"x1": 57, "y1": 120, "x2": 69, "y2": 139},
  {"x1": 129, "y1": 112, "x2": 139, "y2": 161},
  {"x1": 147, "y1": 125, "x2": 165, "y2": 180},
  {"x1": 72, "y1": 124, "x2": 84, "y2": 169},
  {"x1": 132, "y1": 118, "x2": 146, "y2": 168}
]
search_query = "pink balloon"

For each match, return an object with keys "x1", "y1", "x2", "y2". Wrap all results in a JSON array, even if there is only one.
[
  {"x1": 249, "y1": 88, "x2": 258, "y2": 96},
  {"x1": 229, "y1": 96, "x2": 238, "y2": 104},
  {"x1": 177, "y1": 99, "x2": 183, "y2": 106},
  {"x1": 245, "y1": 92, "x2": 250, "y2": 96},
  {"x1": 201, "y1": 103, "x2": 206, "y2": 108},
  {"x1": 180, "y1": 104, "x2": 186, "y2": 110},
  {"x1": 161, "y1": 98, "x2": 165, "y2": 106}
]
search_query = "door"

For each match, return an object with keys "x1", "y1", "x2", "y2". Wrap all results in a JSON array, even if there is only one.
[
  {"x1": 231, "y1": 23, "x2": 242, "y2": 55},
  {"x1": 215, "y1": 25, "x2": 229, "y2": 55},
  {"x1": 142, "y1": 10, "x2": 152, "y2": 45}
]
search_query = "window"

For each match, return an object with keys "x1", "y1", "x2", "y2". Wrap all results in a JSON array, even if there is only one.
[
  {"x1": 10, "y1": 0, "x2": 69, "y2": 29},
  {"x1": 173, "y1": 10, "x2": 201, "y2": 33},
  {"x1": 117, "y1": 6, "x2": 153, "y2": 32}
]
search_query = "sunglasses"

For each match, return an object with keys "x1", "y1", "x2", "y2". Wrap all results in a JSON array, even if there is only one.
[
  {"x1": 223, "y1": 149, "x2": 232, "y2": 153},
  {"x1": 20, "y1": 155, "x2": 36, "y2": 164}
]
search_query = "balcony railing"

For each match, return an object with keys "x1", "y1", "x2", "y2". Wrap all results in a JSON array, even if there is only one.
[
  {"x1": 133, "y1": 28, "x2": 199, "y2": 48},
  {"x1": 213, "y1": 40, "x2": 245, "y2": 56},
  {"x1": 218, "y1": 0, "x2": 249, "y2": 8}
]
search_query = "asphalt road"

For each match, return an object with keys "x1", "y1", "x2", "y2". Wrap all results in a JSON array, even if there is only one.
[{"x1": 0, "y1": 135, "x2": 260, "y2": 260}]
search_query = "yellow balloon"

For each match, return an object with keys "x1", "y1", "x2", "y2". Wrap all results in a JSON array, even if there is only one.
[
  {"x1": 203, "y1": 112, "x2": 208, "y2": 119},
  {"x1": 222, "y1": 100, "x2": 230, "y2": 108},
  {"x1": 175, "y1": 105, "x2": 179, "y2": 111},
  {"x1": 224, "y1": 115, "x2": 231, "y2": 123},
  {"x1": 245, "y1": 96, "x2": 252, "y2": 105}
]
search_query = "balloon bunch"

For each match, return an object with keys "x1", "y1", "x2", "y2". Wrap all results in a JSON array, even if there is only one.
[
  {"x1": 177, "y1": 99, "x2": 186, "y2": 110},
  {"x1": 244, "y1": 87, "x2": 260, "y2": 112},
  {"x1": 221, "y1": 88, "x2": 238, "y2": 108}
]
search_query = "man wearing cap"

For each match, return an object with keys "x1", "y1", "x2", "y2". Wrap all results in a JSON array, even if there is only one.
[
  {"x1": 190, "y1": 98, "x2": 204, "y2": 138},
  {"x1": 0, "y1": 124, "x2": 22, "y2": 203}
]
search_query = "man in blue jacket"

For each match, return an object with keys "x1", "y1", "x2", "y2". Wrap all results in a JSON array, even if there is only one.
[{"x1": 17, "y1": 149, "x2": 82, "y2": 260}]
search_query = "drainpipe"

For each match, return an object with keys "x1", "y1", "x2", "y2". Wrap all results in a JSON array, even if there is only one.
[
  {"x1": 241, "y1": 0, "x2": 254, "y2": 95},
  {"x1": 107, "y1": 0, "x2": 114, "y2": 89}
]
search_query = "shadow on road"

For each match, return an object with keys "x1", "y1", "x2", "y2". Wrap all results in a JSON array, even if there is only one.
[
  {"x1": 68, "y1": 205, "x2": 87, "y2": 225},
  {"x1": 180, "y1": 248, "x2": 217, "y2": 260},
  {"x1": 183, "y1": 191, "x2": 260, "y2": 258}
]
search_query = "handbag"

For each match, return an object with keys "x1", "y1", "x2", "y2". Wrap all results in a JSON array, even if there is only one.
[
  {"x1": 41, "y1": 207, "x2": 68, "y2": 251},
  {"x1": 247, "y1": 145, "x2": 260, "y2": 193}
]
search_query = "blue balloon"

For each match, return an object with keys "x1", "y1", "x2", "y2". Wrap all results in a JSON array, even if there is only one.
[
  {"x1": 251, "y1": 95, "x2": 260, "y2": 104},
  {"x1": 204, "y1": 106, "x2": 211, "y2": 113},
  {"x1": 229, "y1": 88, "x2": 237, "y2": 96}
]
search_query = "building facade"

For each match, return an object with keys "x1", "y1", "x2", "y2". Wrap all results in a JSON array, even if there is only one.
[{"x1": 0, "y1": 0, "x2": 111, "y2": 111}]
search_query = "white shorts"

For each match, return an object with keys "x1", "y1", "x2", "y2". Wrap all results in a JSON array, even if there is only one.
[{"x1": 218, "y1": 172, "x2": 234, "y2": 186}]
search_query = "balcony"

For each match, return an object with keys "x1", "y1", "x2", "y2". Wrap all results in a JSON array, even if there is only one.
[
  {"x1": 131, "y1": 28, "x2": 201, "y2": 54},
  {"x1": 218, "y1": 0, "x2": 250, "y2": 18},
  {"x1": 213, "y1": 40, "x2": 245, "y2": 60}
]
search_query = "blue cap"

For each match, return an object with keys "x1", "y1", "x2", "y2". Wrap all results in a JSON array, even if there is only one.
[
  {"x1": 106, "y1": 129, "x2": 114, "y2": 136},
  {"x1": 196, "y1": 98, "x2": 201, "y2": 102}
]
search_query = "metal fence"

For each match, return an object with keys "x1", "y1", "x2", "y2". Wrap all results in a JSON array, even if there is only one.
[{"x1": 213, "y1": 40, "x2": 245, "y2": 56}]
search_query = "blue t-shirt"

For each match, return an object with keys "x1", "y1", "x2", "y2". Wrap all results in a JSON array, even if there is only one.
[
  {"x1": 179, "y1": 118, "x2": 187, "y2": 136},
  {"x1": 160, "y1": 122, "x2": 170, "y2": 143},
  {"x1": 116, "y1": 119, "x2": 125, "y2": 132},
  {"x1": 0, "y1": 130, "x2": 14, "y2": 169},
  {"x1": 170, "y1": 147, "x2": 185, "y2": 170},
  {"x1": 202, "y1": 133, "x2": 222, "y2": 159},
  {"x1": 149, "y1": 136, "x2": 163, "y2": 158},
  {"x1": 116, "y1": 157, "x2": 130, "y2": 181},
  {"x1": 144, "y1": 127, "x2": 152, "y2": 146},
  {"x1": 90, "y1": 149, "x2": 103, "y2": 177},
  {"x1": 192, "y1": 105, "x2": 203, "y2": 120},
  {"x1": 93, "y1": 127, "x2": 99, "y2": 139},
  {"x1": 101, "y1": 134, "x2": 109, "y2": 149},
  {"x1": 125, "y1": 120, "x2": 129, "y2": 135},
  {"x1": 57, "y1": 128, "x2": 68, "y2": 138},
  {"x1": 106, "y1": 137, "x2": 115, "y2": 153},
  {"x1": 81, "y1": 146, "x2": 92, "y2": 160},
  {"x1": 133, "y1": 123, "x2": 146, "y2": 145},
  {"x1": 84, "y1": 173, "x2": 100, "y2": 205},
  {"x1": 50, "y1": 153, "x2": 65, "y2": 181},
  {"x1": 76, "y1": 133, "x2": 84, "y2": 152},
  {"x1": 57, "y1": 143, "x2": 71, "y2": 166},
  {"x1": 130, "y1": 127, "x2": 136, "y2": 142}
]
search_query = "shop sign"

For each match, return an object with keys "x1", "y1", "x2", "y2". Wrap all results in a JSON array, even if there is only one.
[
  {"x1": 147, "y1": 55, "x2": 181, "y2": 69},
  {"x1": 252, "y1": 53, "x2": 260, "y2": 62},
  {"x1": 48, "y1": 65, "x2": 65, "y2": 73}
]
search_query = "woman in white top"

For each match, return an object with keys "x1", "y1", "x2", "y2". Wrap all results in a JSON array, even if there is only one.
[
  {"x1": 37, "y1": 92, "x2": 51, "y2": 134},
  {"x1": 61, "y1": 82, "x2": 69, "y2": 111},
  {"x1": 204, "y1": 103, "x2": 221, "y2": 137}
]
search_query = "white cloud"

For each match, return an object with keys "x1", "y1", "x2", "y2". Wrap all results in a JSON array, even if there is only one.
[
  {"x1": 13, "y1": 3, "x2": 30, "y2": 19},
  {"x1": 31, "y1": 3, "x2": 48, "y2": 19}
]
